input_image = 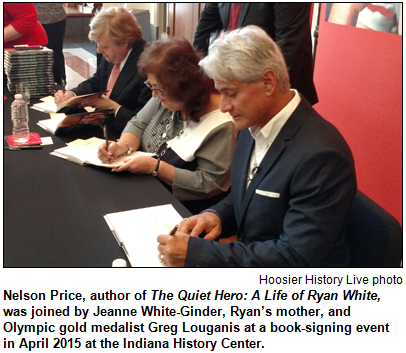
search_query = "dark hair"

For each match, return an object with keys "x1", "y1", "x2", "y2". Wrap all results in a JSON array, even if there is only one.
[{"x1": 138, "y1": 37, "x2": 214, "y2": 122}]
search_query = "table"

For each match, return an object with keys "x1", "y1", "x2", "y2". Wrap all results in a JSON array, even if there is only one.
[{"x1": 3, "y1": 95, "x2": 191, "y2": 267}]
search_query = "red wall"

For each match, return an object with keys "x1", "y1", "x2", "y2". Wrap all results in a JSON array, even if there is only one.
[{"x1": 313, "y1": 4, "x2": 402, "y2": 224}]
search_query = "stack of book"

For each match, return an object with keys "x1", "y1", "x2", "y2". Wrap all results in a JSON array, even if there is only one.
[{"x1": 4, "y1": 47, "x2": 55, "y2": 97}]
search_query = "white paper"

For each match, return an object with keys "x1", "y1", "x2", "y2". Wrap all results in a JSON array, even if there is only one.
[
  {"x1": 50, "y1": 138, "x2": 155, "y2": 168},
  {"x1": 31, "y1": 101, "x2": 57, "y2": 113},
  {"x1": 40, "y1": 136, "x2": 53, "y2": 145},
  {"x1": 104, "y1": 204, "x2": 184, "y2": 267},
  {"x1": 37, "y1": 115, "x2": 65, "y2": 134}
]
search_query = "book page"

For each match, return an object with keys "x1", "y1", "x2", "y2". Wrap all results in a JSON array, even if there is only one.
[
  {"x1": 37, "y1": 115, "x2": 65, "y2": 133},
  {"x1": 51, "y1": 138, "x2": 115, "y2": 167},
  {"x1": 51, "y1": 143, "x2": 103, "y2": 166},
  {"x1": 32, "y1": 91, "x2": 108, "y2": 113},
  {"x1": 31, "y1": 100, "x2": 57, "y2": 113},
  {"x1": 57, "y1": 90, "x2": 108, "y2": 111},
  {"x1": 40, "y1": 95, "x2": 55, "y2": 103},
  {"x1": 104, "y1": 204, "x2": 184, "y2": 267},
  {"x1": 50, "y1": 138, "x2": 156, "y2": 168},
  {"x1": 37, "y1": 109, "x2": 112, "y2": 134}
]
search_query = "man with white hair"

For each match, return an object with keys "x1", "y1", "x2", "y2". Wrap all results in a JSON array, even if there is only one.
[{"x1": 158, "y1": 26, "x2": 356, "y2": 267}]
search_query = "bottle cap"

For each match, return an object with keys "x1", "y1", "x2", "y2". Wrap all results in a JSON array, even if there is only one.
[
  {"x1": 14, "y1": 94, "x2": 23, "y2": 99},
  {"x1": 112, "y1": 258, "x2": 127, "y2": 267}
]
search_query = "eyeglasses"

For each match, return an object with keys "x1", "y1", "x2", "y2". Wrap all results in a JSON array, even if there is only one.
[{"x1": 144, "y1": 81, "x2": 165, "y2": 96}]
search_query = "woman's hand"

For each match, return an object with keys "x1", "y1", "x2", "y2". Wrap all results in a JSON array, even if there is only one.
[
  {"x1": 98, "y1": 140, "x2": 126, "y2": 163},
  {"x1": 112, "y1": 155, "x2": 156, "y2": 174}
]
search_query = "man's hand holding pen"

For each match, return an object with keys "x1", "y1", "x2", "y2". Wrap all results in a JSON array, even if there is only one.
[
  {"x1": 157, "y1": 214, "x2": 222, "y2": 267},
  {"x1": 157, "y1": 223, "x2": 189, "y2": 267},
  {"x1": 54, "y1": 90, "x2": 74, "y2": 105}
]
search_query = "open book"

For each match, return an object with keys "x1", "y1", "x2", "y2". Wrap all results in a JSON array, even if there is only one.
[
  {"x1": 50, "y1": 137, "x2": 155, "y2": 168},
  {"x1": 31, "y1": 90, "x2": 108, "y2": 113},
  {"x1": 37, "y1": 109, "x2": 113, "y2": 135},
  {"x1": 104, "y1": 204, "x2": 184, "y2": 267}
]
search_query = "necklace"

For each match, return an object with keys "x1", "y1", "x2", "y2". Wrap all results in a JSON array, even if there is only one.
[
  {"x1": 251, "y1": 153, "x2": 260, "y2": 178},
  {"x1": 246, "y1": 145, "x2": 260, "y2": 182},
  {"x1": 247, "y1": 145, "x2": 259, "y2": 182},
  {"x1": 155, "y1": 111, "x2": 187, "y2": 158},
  {"x1": 142, "y1": 107, "x2": 187, "y2": 157}
]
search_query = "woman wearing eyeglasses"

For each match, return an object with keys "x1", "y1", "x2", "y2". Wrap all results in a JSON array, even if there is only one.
[{"x1": 98, "y1": 37, "x2": 234, "y2": 213}]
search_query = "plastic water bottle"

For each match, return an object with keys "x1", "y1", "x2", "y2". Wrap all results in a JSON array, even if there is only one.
[{"x1": 11, "y1": 94, "x2": 30, "y2": 143}]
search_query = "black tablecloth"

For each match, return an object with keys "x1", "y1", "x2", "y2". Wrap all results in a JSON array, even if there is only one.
[{"x1": 3, "y1": 95, "x2": 191, "y2": 267}]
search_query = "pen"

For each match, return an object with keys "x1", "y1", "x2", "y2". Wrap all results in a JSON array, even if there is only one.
[
  {"x1": 103, "y1": 124, "x2": 110, "y2": 163},
  {"x1": 54, "y1": 82, "x2": 66, "y2": 93},
  {"x1": 169, "y1": 225, "x2": 178, "y2": 235}
]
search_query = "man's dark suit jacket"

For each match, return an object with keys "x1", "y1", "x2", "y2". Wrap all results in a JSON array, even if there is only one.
[
  {"x1": 185, "y1": 97, "x2": 357, "y2": 267},
  {"x1": 71, "y1": 41, "x2": 151, "y2": 136},
  {"x1": 193, "y1": 3, "x2": 319, "y2": 105}
]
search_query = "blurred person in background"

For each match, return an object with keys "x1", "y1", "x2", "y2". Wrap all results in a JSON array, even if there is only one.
[
  {"x1": 4, "y1": 3, "x2": 47, "y2": 48},
  {"x1": 193, "y1": 3, "x2": 318, "y2": 105},
  {"x1": 4, "y1": 3, "x2": 47, "y2": 90},
  {"x1": 35, "y1": 3, "x2": 67, "y2": 88}
]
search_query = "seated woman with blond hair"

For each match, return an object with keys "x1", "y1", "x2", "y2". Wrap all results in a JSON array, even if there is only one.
[{"x1": 98, "y1": 37, "x2": 234, "y2": 213}]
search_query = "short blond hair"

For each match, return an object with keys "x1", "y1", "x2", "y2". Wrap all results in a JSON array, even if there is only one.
[{"x1": 88, "y1": 7, "x2": 142, "y2": 46}]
